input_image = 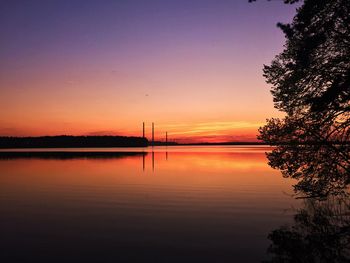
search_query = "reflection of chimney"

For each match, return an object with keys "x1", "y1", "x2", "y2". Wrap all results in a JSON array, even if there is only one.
[
  {"x1": 152, "y1": 122, "x2": 154, "y2": 145},
  {"x1": 143, "y1": 122, "x2": 145, "y2": 138},
  {"x1": 142, "y1": 152, "x2": 145, "y2": 171}
]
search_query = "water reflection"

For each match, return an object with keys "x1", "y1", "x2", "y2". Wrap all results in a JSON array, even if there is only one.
[
  {"x1": 0, "y1": 146, "x2": 297, "y2": 262},
  {"x1": 264, "y1": 142, "x2": 350, "y2": 262},
  {"x1": 1, "y1": 145, "x2": 348, "y2": 261},
  {"x1": 0, "y1": 151, "x2": 147, "y2": 160},
  {"x1": 265, "y1": 143, "x2": 350, "y2": 198},
  {"x1": 264, "y1": 194, "x2": 350, "y2": 263},
  {"x1": 0, "y1": 149, "x2": 171, "y2": 174}
]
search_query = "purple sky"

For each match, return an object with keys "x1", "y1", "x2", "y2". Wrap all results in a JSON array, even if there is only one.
[{"x1": 0, "y1": 0, "x2": 298, "y2": 142}]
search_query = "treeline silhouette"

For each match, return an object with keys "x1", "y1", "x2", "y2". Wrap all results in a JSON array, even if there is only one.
[
  {"x1": 0, "y1": 151, "x2": 147, "y2": 160},
  {"x1": 0, "y1": 136, "x2": 148, "y2": 148}
]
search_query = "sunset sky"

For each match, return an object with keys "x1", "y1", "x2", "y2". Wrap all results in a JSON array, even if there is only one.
[{"x1": 0, "y1": 0, "x2": 298, "y2": 143}]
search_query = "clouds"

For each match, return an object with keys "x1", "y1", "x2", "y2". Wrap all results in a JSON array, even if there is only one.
[{"x1": 152, "y1": 121, "x2": 262, "y2": 142}]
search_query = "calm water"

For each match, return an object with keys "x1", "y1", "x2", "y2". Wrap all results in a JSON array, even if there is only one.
[{"x1": 0, "y1": 146, "x2": 299, "y2": 262}]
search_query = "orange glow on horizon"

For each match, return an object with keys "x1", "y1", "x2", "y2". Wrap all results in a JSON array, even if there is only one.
[
  {"x1": 0, "y1": 119, "x2": 266, "y2": 143},
  {"x1": 0, "y1": 1, "x2": 293, "y2": 142}
]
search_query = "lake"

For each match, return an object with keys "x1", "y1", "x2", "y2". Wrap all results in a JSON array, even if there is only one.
[{"x1": 0, "y1": 146, "x2": 300, "y2": 262}]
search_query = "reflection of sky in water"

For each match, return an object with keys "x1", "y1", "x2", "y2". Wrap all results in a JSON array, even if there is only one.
[
  {"x1": 0, "y1": 145, "x2": 273, "y2": 152},
  {"x1": 0, "y1": 146, "x2": 300, "y2": 262}
]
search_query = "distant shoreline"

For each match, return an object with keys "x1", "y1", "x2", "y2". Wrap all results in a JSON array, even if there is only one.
[
  {"x1": 0, "y1": 136, "x2": 148, "y2": 148},
  {"x1": 175, "y1": 142, "x2": 266, "y2": 146},
  {"x1": 0, "y1": 135, "x2": 268, "y2": 149}
]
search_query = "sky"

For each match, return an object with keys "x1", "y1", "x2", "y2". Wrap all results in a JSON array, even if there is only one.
[{"x1": 0, "y1": 0, "x2": 298, "y2": 143}]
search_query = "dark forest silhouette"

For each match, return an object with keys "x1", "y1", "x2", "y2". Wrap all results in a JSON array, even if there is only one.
[{"x1": 0, "y1": 136, "x2": 148, "y2": 148}]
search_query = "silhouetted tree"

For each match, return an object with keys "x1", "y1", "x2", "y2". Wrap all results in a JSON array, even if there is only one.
[{"x1": 256, "y1": 0, "x2": 350, "y2": 197}]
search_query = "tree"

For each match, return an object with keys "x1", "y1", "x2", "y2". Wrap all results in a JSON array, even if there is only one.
[{"x1": 257, "y1": 0, "x2": 350, "y2": 197}]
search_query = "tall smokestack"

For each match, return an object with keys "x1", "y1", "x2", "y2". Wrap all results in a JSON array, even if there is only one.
[
  {"x1": 152, "y1": 122, "x2": 154, "y2": 145},
  {"x1": 143, "y1": 122, "x2": 145, "y2": 138},
  {"x1": 166, "y1": 132, "x2": 168, "y2": 145}
]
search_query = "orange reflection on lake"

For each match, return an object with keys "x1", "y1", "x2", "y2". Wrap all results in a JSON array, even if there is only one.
[{"x1": 0, "y1": 146, "x2": 299, "y2": 262}]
